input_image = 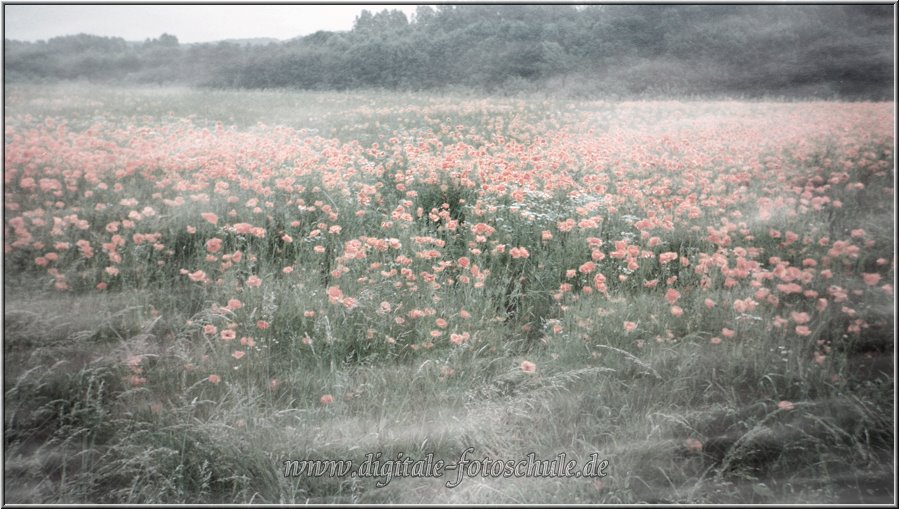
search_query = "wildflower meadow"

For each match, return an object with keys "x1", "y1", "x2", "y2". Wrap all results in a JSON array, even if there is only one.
[{"x1": 3, "y1": 84, "x2": 894, "y2": 503}]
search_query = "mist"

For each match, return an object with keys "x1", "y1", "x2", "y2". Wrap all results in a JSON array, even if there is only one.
[
  {"x1": 4, "y1": 5, "x2": 894, "y2": 99},
  {"x1": 3, "y1": 4, "x2": 895, "y2": 505}
]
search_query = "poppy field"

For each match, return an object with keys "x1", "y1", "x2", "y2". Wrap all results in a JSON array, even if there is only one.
[{"x1": 3, "y1": 84, "x2": 894, "y2": 503}]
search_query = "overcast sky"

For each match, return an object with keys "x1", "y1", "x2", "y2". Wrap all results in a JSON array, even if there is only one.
[{"x1": 4, "y1": 5, "x2": 423, "y2": 43}]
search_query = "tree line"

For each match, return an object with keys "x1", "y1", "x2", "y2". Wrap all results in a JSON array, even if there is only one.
[{"x1": 4, "y1": 5, "x2": 893, "y2": 98}]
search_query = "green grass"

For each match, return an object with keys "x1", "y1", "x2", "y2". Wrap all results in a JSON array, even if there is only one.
[{"x1": 3, "y1": 83, "x2": 894, "y2": 503}]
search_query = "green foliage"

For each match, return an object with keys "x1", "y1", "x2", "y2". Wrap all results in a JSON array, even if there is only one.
[
  {"x1": 4, "y1": 5, "x2": 893, "y2": 98},
  {"x1": 3, "y1": 86, "x2": 893, "y2": 503}
]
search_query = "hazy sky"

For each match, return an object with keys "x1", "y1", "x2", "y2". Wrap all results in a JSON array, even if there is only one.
[{"x1": 4, "y1": 5, "x2": 422, "y2": 43}]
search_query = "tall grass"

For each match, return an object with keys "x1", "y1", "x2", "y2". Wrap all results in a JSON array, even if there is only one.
[{"x1": 3, "y1": 84, "x2": 893, "y2": 503}]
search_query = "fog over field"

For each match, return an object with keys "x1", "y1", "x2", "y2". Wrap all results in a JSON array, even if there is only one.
[
  {"x1": 2, "y1": 4, "x2": 895, "y2": 505},
  {"x1": 3, "y1": 5, "x2": 894, "y2": 98}
]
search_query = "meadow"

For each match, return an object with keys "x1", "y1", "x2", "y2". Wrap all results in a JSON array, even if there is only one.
[{"x1": 3, "y1": 83, "x2": 894, "y2": 503}]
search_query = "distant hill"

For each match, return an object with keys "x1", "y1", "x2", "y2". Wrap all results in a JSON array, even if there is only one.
[
  {"x1": 212, "y1": 37, "x2": 281, "y2": 47},
  {"x1": 3, "y1": 5, "x2": 893, "y2": 99}
]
